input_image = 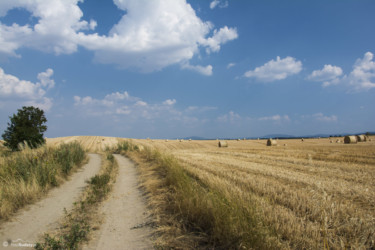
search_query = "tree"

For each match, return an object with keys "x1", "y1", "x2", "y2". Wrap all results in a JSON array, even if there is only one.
[{"x1": 2, "y1": 106, "x2": 47, "y2": 151}]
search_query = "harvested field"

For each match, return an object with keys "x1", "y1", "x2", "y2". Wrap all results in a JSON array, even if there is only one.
[
  {"x1": 47, "y1": 136, "x2": 121, "y2": 152},
  {"x1": 42, "y1": 136, "x2": 375, "y2": 248},
  {"x1": 131, "y1": 137, "x2": 375, "y2": 248}
]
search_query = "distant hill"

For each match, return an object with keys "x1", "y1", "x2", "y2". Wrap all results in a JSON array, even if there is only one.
[
  {"x1": 183, "y1": 131, "x2": 374, "y2": 141},
  {"x1": 182, "y1": 136, "x2": 209, "y2": 140},
  {"x1": 261, "y1": 134, "x2": 295, "y2": 139}
]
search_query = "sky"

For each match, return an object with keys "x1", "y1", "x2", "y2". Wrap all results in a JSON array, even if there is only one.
[{"x1": 0, "y1": 0, "x2": 374, "y2": 139}]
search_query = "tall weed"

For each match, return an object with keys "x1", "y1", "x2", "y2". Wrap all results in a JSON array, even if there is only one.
[
  {"x1": 0, "y1": 142, "x2": 86, "y2": 220},
  {"x1": 124, "y1": 143, "x2": 272, "y2": 249}
]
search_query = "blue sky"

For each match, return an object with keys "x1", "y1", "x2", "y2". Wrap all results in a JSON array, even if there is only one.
[{"x1": 0, "y1": 0, "x2": 374, "y2": 139}]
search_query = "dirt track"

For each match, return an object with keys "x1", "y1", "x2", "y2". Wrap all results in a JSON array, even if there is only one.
[
  {"x1": 83, "y1": 154, "x2": 153, "y2": 250},
  {"x1": 0, "y1": 154, "x2": 101, "y2": 249}
]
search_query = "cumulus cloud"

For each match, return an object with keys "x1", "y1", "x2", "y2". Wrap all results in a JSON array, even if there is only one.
[
  {"x1": 74, "y1": 91, "x2": 136, "y2": 108},
  {"x1": 0, "y1": 0, "x2": 92, "y2": 55},
  {"x1": 308, "y1": 52, "x2": 375, "y2": 91},
  {"x1": 216, "y1": 111, "x2": 241, "y2": 123},
  {"x1": 73, "y1": 90, "x2": 217, "y2": 127},
  {"x1": 182, "y1": 63, "x2": 213, "y2": 76},
  {"x1": 348, "y1": 52, "x2": 375, "y2": 91},
  {"x1": 227, "y1": 63, "x2": 235, "y2": 69},
  {"x1": 202, "y1": 26, "x2": 238, "y2": 54},
  {"x1": 0, "y1": 67, "x2": 54, "y2": 110},
  {"x1": 312, "y1": 113, "x2": 338, "y2": 122},
  {"x1": 258, "y1": 114, "x2": 290, "y2": 122},
  {"x1": 0, "y1": 0, "x2": 238, "y2": 73},
  {"x1": 307, "y1": 64, "x2": 343, "y2": 87},
  {"x1": 244, "y1": 56, "x2": 302, "y2": 82},
  {"x1": 163, "y1": 99, "x2": 177, "y2": 106},
  {"x1": 210, "y1": 0, "x2": 228, "y2": 9}
]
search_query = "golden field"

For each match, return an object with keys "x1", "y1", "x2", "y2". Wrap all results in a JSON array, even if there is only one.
[
  {"x1": 132, "y1": 137, "x2": 375, "y2": 248},
  {"x1": 45, "y1": 136, "x2": 375, "y2": 248}
]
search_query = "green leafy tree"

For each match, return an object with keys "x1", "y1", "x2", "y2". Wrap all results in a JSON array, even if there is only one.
[{"x1": 2, "y1": 106, "x2": 47, "y2": 151}]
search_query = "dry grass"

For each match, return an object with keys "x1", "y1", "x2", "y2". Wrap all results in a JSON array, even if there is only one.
[
  {"x1": 41, "y1": 136, "x2": 375, "y2": 249},
  {"x1": 0, "y1": 142, "x2": 86, "y2": 221},
  {"x1": 130, "y1": 137, "x2": 375, "y2": 249}
]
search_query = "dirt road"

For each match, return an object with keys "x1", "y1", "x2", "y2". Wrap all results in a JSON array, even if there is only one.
[
  {"x1": 83, "y1": 154, "x2": 153, "y2": 250},
  {"x1": 0, "y1": 154, "x2": 101, "y2": 249}
]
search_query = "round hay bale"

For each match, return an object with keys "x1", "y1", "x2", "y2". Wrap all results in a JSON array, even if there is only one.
[
  {"x1": 301, "y1": 138, "x2": 304, "y2": 142},
  {"x1": 189, "y1": 139, "x2": 192, "y2": 141},
  {"x1": 344, "y1": 135, "x2": 357, "y2": 144},
  {"x1": 330, "y1": 140, "x2": 333, "y2": 143},
  {"x1": 218, "y1": 141, "x2": 228, "y2": 147},
  {"x1": 267, "y1": 139, "x2": 277, "y2": 146},
  {"x1": 356, "y1": 134, "x2": 366, "y2": 142},
  {"x1": 336, "y1": 139, "x2": 341, "y2": 143},
  {"x1": 165, "y1": 139, "x2": 169, "y2": 142},
  {"x1": 237, "y1": 139, "x2": 240, "y2": 141}
]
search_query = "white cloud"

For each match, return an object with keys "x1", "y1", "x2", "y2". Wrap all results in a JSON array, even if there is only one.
[
  {"x1": 244, "y1": 56, "x2": 302, "y2": 82},
  {"x1": 0, "y1": 0, "x2": 238, "y2": 74},
  {"x1": 210, "y1": 0, "x2": 220, "y2": 9},
  {"x1": 182, "y1": 63, "x2": 213, "y2": 76},
  {"x1": 202, "y1": 26, "x2": 238, "y2": 54},
  {"x1": 308, "y1": 52, "x2": 375, "y2": 92},
  {"x1": 185, "y1": 106, "x2": 217, "y2": 113},
  {"x1": 312, "y1": 113, "x2": 338, "y2": 122},
  {"x1": 210, "y1": 0, "x2": 228, "y2": 9},
  {"x1": 135, "y1": 101, "x2": 147, "y2": 107},
  {"x1": 0, "y1": 0, "x2": 91, "y2": 55},
  {"x1": 216, "y1": 111, "x2": 241, "y2": 123},
  {"x1": 0, "y1": 67, "x2": 54, "y2": 111},
  {"x1": 74, "y1": 91, "x2": 135, "y2": 107},
  {"x1": 163, "y1": 99, "x2": 176, "y2": 106},
  {"x1": 227, "y1": 63, "x2": 235, "y2": 69},
  {"x1": 307, "y1": 64, "x2": 343, "y2": 87},
  {"x1": 258, "y1": 114, "x2": 290, "y2": 122},
  {"x1": 347, "y1": 52, "x2": 375, "y2": 91},
  {"x1": 73, "y1": 91, "x2": 216, "y2": 128},
  {"x1": 37, "y1": 68, "x2": 55, "y2": 89}
]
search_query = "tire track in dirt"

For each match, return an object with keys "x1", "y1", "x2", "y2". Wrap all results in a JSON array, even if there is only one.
[
  {"x1": 83, "y1": 154, "x2": 153, "y2": 250},
  {"x1": 0, "y1": 154, "x2": 101, "y2": 249}
]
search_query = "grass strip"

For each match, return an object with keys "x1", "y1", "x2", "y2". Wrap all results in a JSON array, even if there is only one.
[
  {"x1": 119, "y1": 141, "x2": 275, "y2": 249},
  {"x1": 35, "y1": 152, "x2": 118, "y2": 249}
]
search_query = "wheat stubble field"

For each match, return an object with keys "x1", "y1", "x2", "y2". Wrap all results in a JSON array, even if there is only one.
[
  {"x1": 133, "y1": 137, "x2": 375, "y2": 249},
  {"x1": 43, "y1": 136, "x2": 375, "y2": 248}
]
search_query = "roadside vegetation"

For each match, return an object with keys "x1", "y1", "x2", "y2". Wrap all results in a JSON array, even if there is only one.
[
  {"x1": 116, "y1": 140, "x2": 272, "y2": 249},
  {"x1": 35, "y1": 151, "x2": 118, "y2": 249},
  {"x1": 123, "y1": 138, "x2": 375, "y2": 249},
  {"x1": 0, "y1": 142, "x2": 86, "y2": 221}
]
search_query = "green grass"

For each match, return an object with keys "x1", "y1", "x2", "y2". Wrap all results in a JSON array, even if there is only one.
[{"x1": 0, "y1": 142, "x2": 86, "y2": 220}]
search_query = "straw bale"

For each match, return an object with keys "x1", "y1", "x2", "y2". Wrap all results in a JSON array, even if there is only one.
[{"x1": 344, "y1": 135, "x2": 357, "y2": 144}]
